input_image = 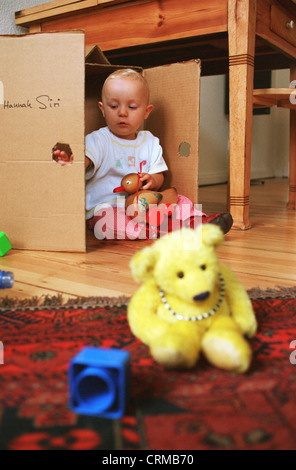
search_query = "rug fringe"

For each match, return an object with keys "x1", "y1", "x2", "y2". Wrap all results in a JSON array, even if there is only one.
[
  {"x1": 247, "y1": 285, "x2": 296, "y2": 299},
  {"x1": 0, "y1": 294, "x2": 130, "y2": 310},
  {"x1": 0, "y1": 286, "x2": 295, "y2": 310}
]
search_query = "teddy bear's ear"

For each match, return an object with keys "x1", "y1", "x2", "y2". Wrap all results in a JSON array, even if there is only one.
[
  {"x1": 130, "y1": 245, "x2": 159, "y2": 282},
  {"x1": 201, "y1": 223, "x2": 224, "y2": 248}
]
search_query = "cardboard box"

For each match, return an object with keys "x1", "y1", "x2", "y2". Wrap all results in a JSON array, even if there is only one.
[{"x1": 0, "y1": 31, "x2": 200, "y2": 252}]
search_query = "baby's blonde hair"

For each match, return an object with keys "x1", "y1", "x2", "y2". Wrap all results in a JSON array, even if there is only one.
[{"x1": 102, "y1": 68, "x2": 150, "y2": 101}]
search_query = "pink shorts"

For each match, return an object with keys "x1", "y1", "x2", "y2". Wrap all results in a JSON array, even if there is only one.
[{"x1": 87, "y1": 194, "x2": 205, "y2": 240}]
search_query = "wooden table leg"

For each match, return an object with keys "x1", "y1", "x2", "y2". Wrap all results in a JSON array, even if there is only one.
[
  {"x1": 227, "y1": 0, "x2": 256, "y2": 229},
  {"x1": 287, "y1": 63, "x2": 296, "y2": 210}
]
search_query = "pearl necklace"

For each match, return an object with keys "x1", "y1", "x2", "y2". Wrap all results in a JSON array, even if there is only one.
[{"x1": 158, "y1": 273, "x2": 225, "y2": 322}]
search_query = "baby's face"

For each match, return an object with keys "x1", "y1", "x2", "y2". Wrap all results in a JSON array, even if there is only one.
[{"x1": 99, "y1": 77, "x2": 153, "y2": 140}]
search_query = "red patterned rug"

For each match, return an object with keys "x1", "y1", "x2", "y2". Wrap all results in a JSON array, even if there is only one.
[{"x1": 0, "y1": 288, "x2": 296, "y2": 451}]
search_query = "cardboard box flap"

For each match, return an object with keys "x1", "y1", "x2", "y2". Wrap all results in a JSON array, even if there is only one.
[
  {"x1": 85, "y1": 62, "x2": 134, "y2": 77},
  {"x1": 145, "y1": 60, "x2": 200, "y2": 204},
  {"x1": 85, "y1": 62, "x2": 142, "y2": 78},
  {"x1": 0, "y1": 31, "x2": 86, "y2": 251},
  {"x1": 85, "y1": 44, "x2": 141, "y2": 77},
  {"x1": 85, "y1": 45, "x2": 111, "y2": 65}
]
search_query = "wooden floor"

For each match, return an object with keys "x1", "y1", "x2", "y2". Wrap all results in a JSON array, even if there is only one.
[{"x1": 0, "y1": 178, "x2": 295, "y2": 303}]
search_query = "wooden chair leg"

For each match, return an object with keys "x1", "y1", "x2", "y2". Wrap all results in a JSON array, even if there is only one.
[{"x1": 227, "y1": 0, "x2": 256, "y2": 229}]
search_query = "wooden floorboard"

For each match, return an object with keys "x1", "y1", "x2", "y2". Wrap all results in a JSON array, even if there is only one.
[{"x1": 0, "y1": 178, "x2": 295, "y2": 302}]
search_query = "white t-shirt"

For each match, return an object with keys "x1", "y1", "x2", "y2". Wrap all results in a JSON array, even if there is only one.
[{"x1": 85, "y1": 127, "x2": 168, "y2": 219}]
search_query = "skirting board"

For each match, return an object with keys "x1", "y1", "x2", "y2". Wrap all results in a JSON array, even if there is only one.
[{"x1": 198, "y1": 168, "x2": 282, "y2": 187}]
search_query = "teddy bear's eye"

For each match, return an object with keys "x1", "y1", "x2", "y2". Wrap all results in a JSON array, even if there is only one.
[
  {"x1": 177, "y1": 271, "x2": 184, "y2": 278},
  {"x1": 200, "y1": 264, "x2": 206, "y2": 270}
]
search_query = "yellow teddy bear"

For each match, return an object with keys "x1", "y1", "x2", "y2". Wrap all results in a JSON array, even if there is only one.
[{"x1": 128, "y1": 224, "x2": 257, "y2": 373}]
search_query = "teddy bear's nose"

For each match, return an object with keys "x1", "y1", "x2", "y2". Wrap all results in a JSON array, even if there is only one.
[{"x1": 193, "y1": 291, "x2": 210, "y2": 301}]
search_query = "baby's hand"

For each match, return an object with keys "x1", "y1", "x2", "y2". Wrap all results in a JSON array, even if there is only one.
[
  {"x1": 52, "y1": 149, "x2": 73, "y2": 166},
  {"x1": 139, "y1": 173, "x2": 155, "y2": 190}
]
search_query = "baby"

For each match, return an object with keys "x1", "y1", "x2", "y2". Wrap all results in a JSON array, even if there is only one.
[{"x1": 54, "y1": 69, "x2": 233, "y2": 239}]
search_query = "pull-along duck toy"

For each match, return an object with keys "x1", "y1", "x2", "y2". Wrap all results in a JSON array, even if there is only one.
[{"x1": 113, "y1": 162, "x2": 178, "y2": 226}]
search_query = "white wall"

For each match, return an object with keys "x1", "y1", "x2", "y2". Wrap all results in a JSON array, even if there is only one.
[
  {"x1": 271, "y1": 69, "x2": 290, "y2": 177},
  {"x1": 199, "y1": 74, "x2": 229, "y2": 185},
  {"x1": 199, "y1": 69, "x2": 290, "y2": 185},
  {"x1": 0, "y1": 0, "x2": 53, "y2": 34},
  {"x1": 1, "y1": 0, "x2": 290, "y2": 185}
]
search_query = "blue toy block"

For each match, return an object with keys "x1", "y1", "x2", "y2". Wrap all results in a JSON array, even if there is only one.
[
  {"x1": 0, "y1": 271, "x2": 14, "y2": 289},
  {"x1": 0, "y1": 232, "x2": 12, "y2": 257},
  {"x1": 69, "y1": 347, "x2": 131, "y2": 419}
]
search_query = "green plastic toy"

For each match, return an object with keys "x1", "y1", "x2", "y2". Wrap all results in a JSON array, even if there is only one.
[{"x1": 0, "y1": 232, "x2": 12, "y2": 256}]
